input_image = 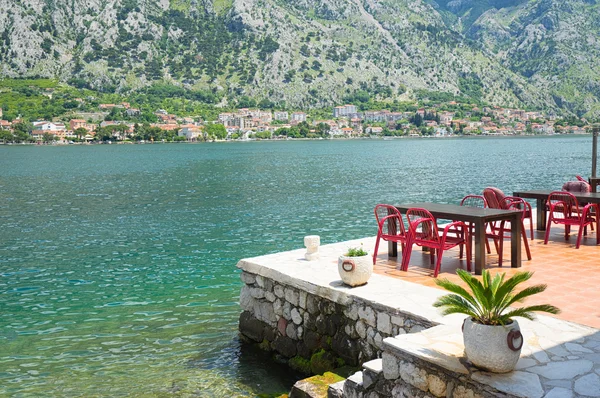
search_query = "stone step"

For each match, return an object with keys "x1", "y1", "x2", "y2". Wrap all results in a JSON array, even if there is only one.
[
  {"x1": 289, "y1": 372, "x2": 346, "y2": 398},
  {"x1": 340, "y1": 371, "x2": 364, "y2": 396},
  {"x1": 363, "y1": 358, "x2": 382, "y2": 374},
  {"x1": 327, "y1": 380, "x2": 344, "y2": 398},
  {"x1": 362, "y1": 358, "x2": 383, "y2": 389}
]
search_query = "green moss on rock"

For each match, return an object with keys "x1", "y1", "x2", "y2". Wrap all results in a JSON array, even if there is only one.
[
  {"x1": 290, "y1": 372, "x2": 345, "y2": 397},
  {"x1": 310, "y1": 349, "x2": 336, "y2": 375},
  {"x1": 289, "y1": 356, "x2": 311, "y2": 374},
  {"x1": 259, "y1": 338, "x2": 271, "y2": 351}
]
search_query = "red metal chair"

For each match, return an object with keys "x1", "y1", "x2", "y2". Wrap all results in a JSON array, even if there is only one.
[
  {"x1": 544, "y1": 191, "x2": 599, "y2": 248},
  {"x1": 402, "y1": 208, "x2": 471, "y2": 278},
  {"x1": 483, "y1": 187, "x2": 534, "y2": 240},
  {"x1": 563, "y1": 180, "x2": 594, "y2": 233},
  {"x1": 459, "y1": 194, "x2": 492, "y2": 256},
  {"x1": 483, "y1": 188, "x2": 532, "y2": 266},
  {"x1": 373, "y1": 204, "x2": 408, "y2": 265},
  {"x1": 447, "y1": 195, "x2": 492, "y2": 257}
]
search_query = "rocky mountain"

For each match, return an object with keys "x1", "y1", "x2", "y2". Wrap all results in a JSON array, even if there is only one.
[{"x1": 0, "y1": 0, "x2": 599, "y2": 116}]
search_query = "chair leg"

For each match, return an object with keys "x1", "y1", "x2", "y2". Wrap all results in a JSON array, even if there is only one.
[
  {"x1": 372, "y1": 236, "x2": 381, "y2": 265},
  {"x1": 544, "y1": 219, "x2": 552, "y2": 245},
  {"x1": 485, "y1": 238, "x2": 491, "y2": 254},
  {"x1": 565, "y1": 225, "x2": 570, "y2": 240},
  {"x1": 492, "y1": 232, "x2": 500, "y2": 253},
  {"x1": 521, "y1": 224, "x2": 532, "y2": 260},
  {"x1": 576, "y1": 224, "x2": 585, "y2": 249},
  {"x1": 401, "y1": 242, "x2": 413, "y2": 271},
  {"x1": 530, "y1": 216, "x2": 534, "y2": 241},
  {"x1": 433, "y1": 249, "x2": 444, "y2": 278}
]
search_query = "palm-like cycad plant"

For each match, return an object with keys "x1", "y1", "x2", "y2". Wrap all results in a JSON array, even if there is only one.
[{"x1": 433, "y1": 269, "x2": 560, "y2": 326}]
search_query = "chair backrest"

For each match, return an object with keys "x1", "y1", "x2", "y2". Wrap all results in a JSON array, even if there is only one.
[
  {"x1": 562, "y1": 180, "x2": 590, "y2": 193},
  {"x1": 374, "y1": 204, "x2": 406, "y2": 236},
  {"x1": 483, "y1": 187, "x2": 507, "y2": 210},
  {"x1": 406, "y1": 208, "x2": 439, "y2": 243},
  {"x1": 548, "y1": 191, "x2": 580, "y2": 220},
  {"x1": 460, "y1": 194, "x2": 487, "y2": 208}
]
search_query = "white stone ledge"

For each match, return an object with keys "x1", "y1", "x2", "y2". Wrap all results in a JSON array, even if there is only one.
[{"x1": 237, "y1": 237, "x2": 455, "y2": 325}]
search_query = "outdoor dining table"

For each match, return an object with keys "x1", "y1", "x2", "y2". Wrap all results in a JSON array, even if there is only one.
[
  {"x1": 393, "y1": 203, "x2": 523, "y2": 275},
  {"x1": 513, "y1": 190, "x2": 600, "y2": 231}
]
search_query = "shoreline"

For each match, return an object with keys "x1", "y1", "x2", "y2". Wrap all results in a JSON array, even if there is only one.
[{"x1": 0, "y1": 133, "x2": 592, "y2": 146}]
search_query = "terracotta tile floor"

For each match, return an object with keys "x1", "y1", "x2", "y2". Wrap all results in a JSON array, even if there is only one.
[{"x1": 373, "y1": 225, "x2": 600, "y2": 329}]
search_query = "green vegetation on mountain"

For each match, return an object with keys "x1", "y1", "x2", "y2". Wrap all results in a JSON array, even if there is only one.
[
  {"x1": 0, "y1": 79, "x2": 230, "y2": 121},
  {"x1": 0, "y1": 0, "x2": 599, "y2": 117}
]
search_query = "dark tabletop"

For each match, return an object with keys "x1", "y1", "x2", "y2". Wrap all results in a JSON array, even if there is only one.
[
  {"x1": 395, "y1": 202, "x2": 522, "y2": 223},
  {"x1": 513, "y1": 190, "x2": 600, "y2": 203}
]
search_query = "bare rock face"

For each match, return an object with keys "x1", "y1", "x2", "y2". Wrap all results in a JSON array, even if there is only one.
[{"x1": 0, "y1": 0, "x2": 599, "y2": 113}]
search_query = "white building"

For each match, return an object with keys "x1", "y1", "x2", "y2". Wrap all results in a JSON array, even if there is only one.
[
  {"x1": 333, "y1": 104, "x2": 358, "y2": 118},
  {"x1": 178, "y1": 126, "x2": 204, "y2": 141},
  {"x1": 32, "y1": 121, "x2": 66, "y2": 131},
  {"x1": 291, "y1": 112, "x2": 307, "y2": 122},
  {"x1": 274, "y1": 111, "x2": 289, "y2": 121}
]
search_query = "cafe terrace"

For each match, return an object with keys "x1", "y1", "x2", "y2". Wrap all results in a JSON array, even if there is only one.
[{"x1": 237, "y1": 187, "x2": 600, "y2": 397}]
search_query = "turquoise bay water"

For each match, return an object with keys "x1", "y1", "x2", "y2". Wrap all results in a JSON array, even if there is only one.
[{"x1": 0, "y1": 137, "x2": 593, "y2": 396}]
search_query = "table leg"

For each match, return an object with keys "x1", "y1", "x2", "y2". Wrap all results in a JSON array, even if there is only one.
[
  {"x1": 536, "y1": 198, "x2": 547, "y2": 231},
  {"x1": 511, "y1": 214, "x2": 522, "y2": 268},
  {"x1": 388, "y1": 241, "x2": 398, "y2": 258},
  {"x1": 474, "y1": 219, "x2": 485, "y2": 275}
]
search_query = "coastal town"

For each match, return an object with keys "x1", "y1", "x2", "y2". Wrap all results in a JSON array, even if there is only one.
[{"x1": 0, "y1": 101, "x2": 592, "y2": 143}]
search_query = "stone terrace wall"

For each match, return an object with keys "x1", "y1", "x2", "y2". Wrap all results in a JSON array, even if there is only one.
[
  {"x1": 344, "y1": 350, "x2": 520, "y2": 398},
  {"x1": 239, "y1": 270, "x2": 435, "y2": 374}
]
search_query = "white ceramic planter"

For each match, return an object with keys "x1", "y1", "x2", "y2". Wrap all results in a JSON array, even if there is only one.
[
  {"x1": 463, "y1": 317, "x2": 523, "y2": 373},
  {"x1": 338, "y1": 255, "x2": 373, "y2": 287}
]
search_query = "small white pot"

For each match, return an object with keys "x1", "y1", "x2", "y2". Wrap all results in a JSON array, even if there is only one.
[
  {"x1": 463, "y1": 317, "x2": 523, "y2": 373},
  {"x1": 338, "y1": 255, "x2": 373, "y2": 287}
]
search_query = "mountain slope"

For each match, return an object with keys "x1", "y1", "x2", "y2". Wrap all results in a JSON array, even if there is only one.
[
  {"x1": 0, "y1": 0, "x2": 598, "y2": 115},
  {"x1": 464, "y1": 0, "x2": 600, "y2": 117}
]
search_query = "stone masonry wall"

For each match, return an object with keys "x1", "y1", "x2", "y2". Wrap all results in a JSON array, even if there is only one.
[
  {"x1": 238, "y1": 270, "x2": 436, "y2": 374},
  {"x1": 343, "y1": 350, "x2": 519, "y2": 398}
]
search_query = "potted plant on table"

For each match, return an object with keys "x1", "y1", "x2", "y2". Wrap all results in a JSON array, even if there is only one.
[
  {"x1": 433, "y1": 269, "x2": 560, "y2": 373},
  {"x1": 338, "y1": 245, "x2": 372, "y2": 287}
]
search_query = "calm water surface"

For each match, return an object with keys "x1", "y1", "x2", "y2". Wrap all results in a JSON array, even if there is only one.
[{"x1": 0, "y1": 137, "x2": 593, "y2": 396}]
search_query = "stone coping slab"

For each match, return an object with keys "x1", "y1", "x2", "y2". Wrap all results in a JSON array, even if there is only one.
[
  {"x1": 238, "y1": 237, "x2": 600, "y2": 397},
  {"x1": 237, "y1": 237, "x2": 461, "y2": 326}
]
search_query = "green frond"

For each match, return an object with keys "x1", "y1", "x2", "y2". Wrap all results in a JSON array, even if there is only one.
[
  {"x1": 501, "y1": 304, "x2": 560, "y2": 323},
  {"x1": 494, "y1": 271, "x2": 534, "y2": 300},
  {"x1": 507, "y1": 285, "x2": 548, "y2": 305},
  {"x1": 482, "y1": 269, "x2": 492, "y2": 289},
  {"x1": 501, "y1": 309, "x2": 535, "y2": 322},
  {"x1": 434, "y1": 294, "x2": 479, "y2": 315},
  {"x1": 514, "y1": 304, "x2": 561, "y2": 316},
  {"x1": 437, "y1": 305, "x2": 478, "y2": 319},
  {"x1": 434, "y1": 278, "x2": 480, "y2": 308},
  {"x1": 457, "y1": 270, "x2": 490, "y2": 310},
  {"x1": 434, "y1": 269, "x2": 559, "y2": 325},
  {"x1": 489, "y1": 272, "x2": 505, "y2": 296}
]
